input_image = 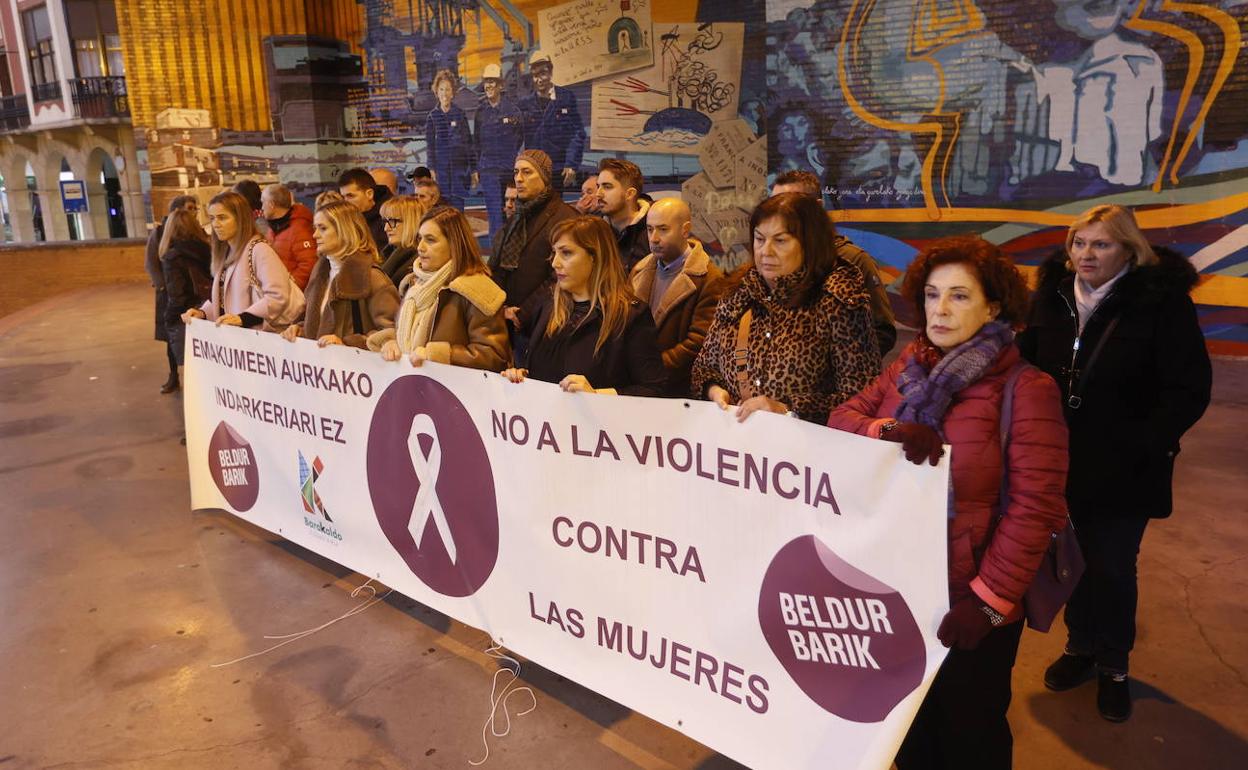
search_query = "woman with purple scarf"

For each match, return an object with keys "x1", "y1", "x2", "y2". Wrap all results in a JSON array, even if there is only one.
[{"x1": 828, "y1": 235, "x2": 1069, "y2": 770}]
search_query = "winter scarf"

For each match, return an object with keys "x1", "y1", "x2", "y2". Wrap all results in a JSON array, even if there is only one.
[
  {"x1": 496, "y1": 188, "x2": 553, "y2": 271},
  {"x1": 395, "y1": 260, "x2": 455, "y2": 352},
  {"x1": 895, "y1": 320, "x2": 1015, "y2": 432}
]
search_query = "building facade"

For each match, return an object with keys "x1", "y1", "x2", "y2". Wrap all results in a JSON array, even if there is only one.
[{"x1": 0, "y1": 0, "x2": 144, "y2": 242}]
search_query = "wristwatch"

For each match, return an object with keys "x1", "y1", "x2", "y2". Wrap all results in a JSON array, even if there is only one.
[
  {"x1": 979, "y1": 603, "x2": 1007, "y2": 627},
  {"x1": 879, "y1": 420, "x2": 900, "y2": 437}
]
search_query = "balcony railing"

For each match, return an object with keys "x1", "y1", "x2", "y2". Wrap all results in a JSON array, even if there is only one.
[
  {"x1": 71, "y1": 76, "x2": 129, "y2": 119},
  {"x1": 0, "y1": 95, "x2": 31, "y2": 131},
  {"x1": 32, "y1": 80, "x2": 61, "y2": 103}
]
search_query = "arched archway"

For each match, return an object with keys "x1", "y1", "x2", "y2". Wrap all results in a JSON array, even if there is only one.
[
  {"x1": 86, "y1": 147, "x2": 128, "y2": 238},
  {"x1": 26, "y1": 161, "x2": 46, "y2": 242}
]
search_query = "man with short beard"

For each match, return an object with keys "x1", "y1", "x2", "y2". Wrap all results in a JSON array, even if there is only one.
[{"x1": 596, "y1": 158, "x2": 650, "y2": 274}]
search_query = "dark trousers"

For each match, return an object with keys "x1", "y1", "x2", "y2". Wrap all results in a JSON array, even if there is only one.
[
  {"x1": 1064, "y1": 511, "x2": 1150, "y2": 673},
  {"x1": 895, "y1": 620, "x2": 1024, "y2": 770},
  {"x1": 479, "y1": 169, "x2": 508, "y2": 239}
]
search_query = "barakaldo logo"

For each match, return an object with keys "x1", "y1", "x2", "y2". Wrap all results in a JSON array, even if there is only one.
[
  {"x1": 207, "y1": 421, "x2": 260, "y2": 511},
  {"x1": 366, "y1": 375, "x2": 499, "y2": 597},
  {"x1": 759, "y1": 536, "x2": 925, "y2": 723}
]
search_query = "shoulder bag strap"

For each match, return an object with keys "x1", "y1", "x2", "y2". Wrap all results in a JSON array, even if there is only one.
[
  {"x1": 733, "y1": 309, "x2": 754, "y2": 401},
  {"x1": 351, "y1": 299, "x2": 365, "y2": 336},
  {"x1": 1067, "y1": 315, "x2": 1121, "y2": 409},
  {"x1": 995, "y1": 361, "x2": 1032, "y2": 521}
]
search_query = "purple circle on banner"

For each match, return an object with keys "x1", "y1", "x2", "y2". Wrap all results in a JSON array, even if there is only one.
[
  {"x1": 758, "y1": 535, "x2": 926, "y2": 723},
  {"x1": 367, "y1": 375, "x2": 499, "y2": 597},
  {"x1": 207, "y1": 421, "x2": 260, "y2": 511}
]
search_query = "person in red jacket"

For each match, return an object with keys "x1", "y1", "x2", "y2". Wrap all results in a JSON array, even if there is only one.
[
  {"x1": 261, "y1": 183, "x2": 317, "y2": 290},
  {"x1": 827, "y1": 235, "x2": 1069, "y2": 770}
]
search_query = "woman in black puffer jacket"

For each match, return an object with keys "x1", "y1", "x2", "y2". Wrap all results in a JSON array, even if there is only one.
[{"x1": 1017, "y1": 204, "x2": 1211, "y2": 723}]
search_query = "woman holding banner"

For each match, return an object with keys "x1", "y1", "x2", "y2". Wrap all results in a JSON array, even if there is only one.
[
  {"x1": 827, "y1": 235, "x2": 1069, "y2": 769},
  {"x1": 691, "y1": 193, "x2": 880, "y2": 422},
  {"x1": 1018, "y1": 204, "x2": 1211, "y2": 722},
  {"x1": 502, "y1": 216, "x2": 666, "y2": 395},
  {"x1": 279, "y1": 200, "x2": 399, "y2": 349},
  {"x1": 181, "y1": 191, "x2": 302, "y2": 331},
  {"x1": 367, "y1": 207, "x2": 511, "y2": 371}
]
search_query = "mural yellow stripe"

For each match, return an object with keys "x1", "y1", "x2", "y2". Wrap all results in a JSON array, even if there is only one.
[
  {"x1": 839, "y1": 0, "x2": 943, "y2": 216},
  {"x1": 1165, "y1": 2, "x2": 1242, "y2": 186},
  {"x1": 832, "y1": 191, "x2": 1248, "y2": 230},
  {"x1": 1125, "y1": 3, "x2": 1202, "y2": 192},
  {"x1": 1014, "y1": 267, "x2": 1247, "y2": 309}
]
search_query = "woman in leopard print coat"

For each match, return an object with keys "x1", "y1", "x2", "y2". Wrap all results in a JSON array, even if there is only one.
[{"x1": 691, "y1": 193, "x2": 881, "y2": 422}]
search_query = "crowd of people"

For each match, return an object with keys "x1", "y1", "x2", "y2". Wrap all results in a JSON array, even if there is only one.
[{"x1": 144, "y1": 152, "x2": 1212, "y2": 768}]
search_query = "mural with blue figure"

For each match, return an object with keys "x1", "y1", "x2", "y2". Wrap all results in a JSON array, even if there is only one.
[
  {"x1": 425, "y1": 70, "x2": 475, "y2": 210},
  {"x1": 474, "y1": 63, "x2": 526, "y2": 238},
  {"x1": 519, "y1": 50, "x2": 588, "y2": 190}
]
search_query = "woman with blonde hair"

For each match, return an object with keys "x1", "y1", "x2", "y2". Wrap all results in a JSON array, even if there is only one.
[
  {"x1": 315, "y1": 189, "x2": 344, "y2": 209},
  {"x1": 367, "y1": 207, "x2": 510, "y2": 371},
  {"x1": 181, "y1": 190, "x2": 302, "y2": 330},
  {"x1": 1019, "y1": 203, "x2": 1211, "y2": 721},
  {"x1": 280, "y1": 200, "x2": 399, "y2": 348},
  {"x1": 502, "y1": 215, "x2": 666, "y2": 396},
  {"x1": 377, "y1": 194, "x2": 428, "y2": 286}
]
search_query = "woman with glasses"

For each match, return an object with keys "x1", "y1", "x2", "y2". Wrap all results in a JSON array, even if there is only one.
[{"x1": 377, "y1": 195, "x2": 429, "y2": 287}]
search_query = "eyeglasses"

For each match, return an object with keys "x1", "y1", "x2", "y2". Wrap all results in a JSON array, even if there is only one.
[{"x1": 382, "y1": 218, "x2": 402, "y2": 228}]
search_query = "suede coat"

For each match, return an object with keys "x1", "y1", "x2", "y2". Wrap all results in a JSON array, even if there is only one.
[
  {"x1": 629, "y1": 239, "x2": 727, "y2": 397},
  {"x1": 827, "y1": 344, "x2": 1070, "y2": 611},
  {"x1": 368, "y1": 272, "x2": 511, "y2": 372},
  {"x1": 299, "y1": 251, "x2": 400, "y2": 349},
  {"x1": 1017, "y1": 246, "x2": 1211, "y2": 518}
]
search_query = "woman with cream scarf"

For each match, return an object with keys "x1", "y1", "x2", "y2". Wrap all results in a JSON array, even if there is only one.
[{"x1": 368, "y1": 207, "x2": 511, "y2": 371}]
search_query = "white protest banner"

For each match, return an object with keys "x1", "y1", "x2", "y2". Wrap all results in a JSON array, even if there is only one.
[{"x1": 184, "y1": 321, "x2": 951, "y2": 770}]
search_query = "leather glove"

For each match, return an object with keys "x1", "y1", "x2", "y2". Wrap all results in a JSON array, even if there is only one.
[
  {"x1": 881, "y1": 421, "x2": 945, "y2": 466},
  {"x1": 937, "y1": 597, "x2": 998, "y2": 650}
]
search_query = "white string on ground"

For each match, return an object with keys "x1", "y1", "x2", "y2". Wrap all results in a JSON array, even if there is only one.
[
  {"x1": 468, "y1": 641, "x2": 538, "y2": 766},
  {"x1": 210, "y1": 579, "x2": 393, "y2": 668}
]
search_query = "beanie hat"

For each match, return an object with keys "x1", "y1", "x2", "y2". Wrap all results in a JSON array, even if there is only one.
[{"x1": 516, "y1": 149, "x2": 553, "y2": 186}]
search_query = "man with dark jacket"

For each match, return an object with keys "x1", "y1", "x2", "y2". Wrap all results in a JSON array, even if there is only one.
[
  {"x1": 520, "y1": 51, "x2": 586, "y2": 190},
  {"x1": 261, "y1": 183, "x2": 316, "y2": 289},
  {"x1": 489, "y1": 150, "x2": 577, "y2": 354},
  {"x1": 772, "y1": 170, "x2": 897, "y2": 355},
  {"x1": 629, "y1": 198, "x2": 727, "y2": 397},
  {"x1": 597, "y1": 158, "x2": 651, "y2": 275},
  {"x1": 338, "y1": 167, "x2": 392, "y2": 250},
  {"x1": 474, "y1": 63, "x2": 524, "y2": 237}
]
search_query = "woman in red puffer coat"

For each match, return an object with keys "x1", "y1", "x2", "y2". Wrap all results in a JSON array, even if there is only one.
[{"x1": 827, "y1": 235, "x2": 1069, "y2": 770}]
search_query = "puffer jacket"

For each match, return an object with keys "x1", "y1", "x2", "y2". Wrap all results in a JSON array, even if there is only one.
[
  {"x1": 826, "y1": 343, "x2": 1070, "y2": 613},
  {"x1": 267, "y1": 203, "x2": 317, "y2": 290},
  {"x1": 1017, "y1": 246, "x2": 1211, "y2": 518}
]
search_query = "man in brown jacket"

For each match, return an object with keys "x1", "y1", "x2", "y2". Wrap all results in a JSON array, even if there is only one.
[{"x1": 629, "y1": 198, "x2": 727, "y2": 397}]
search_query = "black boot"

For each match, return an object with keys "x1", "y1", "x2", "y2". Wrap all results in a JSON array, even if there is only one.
[
  {"x1": 1097, "y1": 671, "x2": 1132, "y2": 722},
  {"x1": 161, "y1": 372, "x2": 180, "y2": 394},
  {"x1": 1044, "y1": 653, "x2": 1095, "y2": 691}
]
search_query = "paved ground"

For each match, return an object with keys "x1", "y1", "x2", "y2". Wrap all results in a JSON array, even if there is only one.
[{"x1": 0, "y1": 283, "x2": 1244, "y2": 770}]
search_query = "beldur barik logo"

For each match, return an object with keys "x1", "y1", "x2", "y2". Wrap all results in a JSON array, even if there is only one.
[
  {"x1": 366, "y1": 375, "x2": 499, "y2": 597},
  {"x1": 298, "y1": 450, "x2": 342, "y2": 541},
  {"x1": 758, "y1": 536, "x2": 926, "y2": 723},
  {"x1": 207, "y1": 421, "x2": 259, "y2": 511}
]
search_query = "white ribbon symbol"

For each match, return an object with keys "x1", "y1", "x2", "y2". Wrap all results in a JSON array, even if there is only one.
[{"x1": 406, "y1": 413, "x2": 457, "y2": 563}]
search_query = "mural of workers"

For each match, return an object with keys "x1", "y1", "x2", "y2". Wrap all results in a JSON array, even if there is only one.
[
  {"x1": 520, "y1": 50, "x2": 587, "y2": 190},
  {"x1": 425, "y1": 69, "x2": 474, "y2": 210},
  {"x1": 474, "y1": 63, "x2": 525, "y2": 238}
]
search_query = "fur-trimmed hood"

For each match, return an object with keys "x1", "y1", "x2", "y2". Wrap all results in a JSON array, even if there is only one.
[{"x1": 1036, "y1": 244, "x2": 1199, "y2": 306}]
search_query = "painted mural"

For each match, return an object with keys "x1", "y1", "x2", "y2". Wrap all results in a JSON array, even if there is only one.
[{"x1": 116, "y1": 0, "x2": 1248, "y2": 352}]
